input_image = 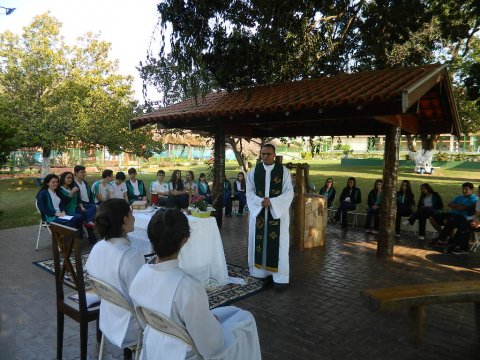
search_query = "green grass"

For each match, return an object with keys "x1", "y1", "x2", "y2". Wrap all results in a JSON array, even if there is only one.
[{"x1": 0, "y1": 160, "x2": 479, "y2": 230}]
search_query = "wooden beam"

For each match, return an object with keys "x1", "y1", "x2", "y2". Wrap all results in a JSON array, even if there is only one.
[
  {"x1": 213, "y1": 127, "x2": 225, "y2": 227},
  {"x1": 374, "y1": 114, "x2": 420, "y2": 135}
]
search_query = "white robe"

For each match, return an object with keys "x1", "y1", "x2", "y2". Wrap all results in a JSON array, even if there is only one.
[
  {"x1": 85, "y1": 238, "x2": 145, "y2": 348},
  {"x1": 246, "y1": 163, "x2": 294, "y2": 284},
  {"x1": 129, "y1": 259, "x2": 261, "y2": 360}
]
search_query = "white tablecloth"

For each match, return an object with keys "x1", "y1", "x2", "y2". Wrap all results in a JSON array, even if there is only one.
[{"x1": 128, "y1": 209, "x2": 229, "y2": 285}]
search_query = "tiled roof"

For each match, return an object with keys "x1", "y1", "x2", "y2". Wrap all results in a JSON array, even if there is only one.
[{"x1": 131, "y1": 64, "x2": 460, "y2": 137}]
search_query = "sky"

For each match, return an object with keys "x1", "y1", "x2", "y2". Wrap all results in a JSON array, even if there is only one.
[{"x1": 0, "y1": 0, "x2": 162, "y2": 101}]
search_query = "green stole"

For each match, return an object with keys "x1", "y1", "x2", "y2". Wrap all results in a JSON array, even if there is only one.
[{"x1": 253, "y1": 162, "x2": 283, "y2": 272}]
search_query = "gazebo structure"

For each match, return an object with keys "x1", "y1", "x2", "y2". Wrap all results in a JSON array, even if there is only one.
[{"x1": 130, "y1": 64, "x2": 461, "y2": 258}]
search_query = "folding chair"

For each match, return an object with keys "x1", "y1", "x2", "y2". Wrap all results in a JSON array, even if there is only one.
[
  {"x1": 35, "y1": 200, "x2": 51, "y2": 251},
  {"x1": 136, "y1": 306, "x2": 203, "y2": 359},
  {"x1": 471, "y1": 232, "x2": 480, "y2": 253},
  {"x1": 89, "y1": 276, "x2": 142, "y2": 360},
  {"x1": 50, "y1": 222, "x2": 101, "y2": 360}
]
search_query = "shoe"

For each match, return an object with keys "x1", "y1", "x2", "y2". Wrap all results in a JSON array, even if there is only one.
[
  {"x1": 371, "y1": 230, "x2": 379, "y2": 234},
  {"x1": 418, "y1": 236, "x2": 424, "y2": 240},
  {"x1": 262, "y1": 275, "x2": 274, "y2": 288},
  {"x1": 450, "y1": 246, "x2": 469, "y2": 255},
  {"x1": 236, "y1": 212, "x2": 243, "y2": 217},
  {"x1": 429, "y1": 239, "x2": 447, "y2": 247},
  {"x1": 226, "y1": 213, "x2": 232, "y2": 217},
  {"x1": 395, "y1": 233, "x2": 401, "y2": 237},
  {"x1": 274, "y1": 282, "x2": 289, "y2": 292},
  {"x1": 84, "y1": 221, "x2": 95, "y2": 229},
  {"x1": 402, "y1": 219, "x2": 411, "y2": 226},
  {"x1": 365, "y1": 228, "x2": 372, "y2": 234}
]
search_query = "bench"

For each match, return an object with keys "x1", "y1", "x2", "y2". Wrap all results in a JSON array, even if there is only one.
[{"x1": 361, "y1": 281, "x2": 480, "y2": 347}]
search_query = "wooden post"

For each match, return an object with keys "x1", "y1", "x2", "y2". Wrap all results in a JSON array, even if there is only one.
[
  {"x1": 294, "y1": 164, "x2": 305, "y2": 250},
  {"x1": 377, "y1": 125, "x2": 401, "y2": 258},
  {"x1": 304, "y1": 163, "x2": 310, "y2": 190},
  {"x1": 213, "y1": 127, "x2": 225, "y2": 227},
  {"x1": 408, "y1": 306, "x2": 426, "y2": 348}
]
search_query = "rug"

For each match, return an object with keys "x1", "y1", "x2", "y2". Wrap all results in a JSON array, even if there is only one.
[{"x1": 33, "y1": 256, "x2": 264, "y2": 309}]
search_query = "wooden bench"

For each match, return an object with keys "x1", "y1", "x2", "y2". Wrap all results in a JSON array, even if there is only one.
[{"x1": 361, "y1": 281, "x2": 480, "y2": 347}]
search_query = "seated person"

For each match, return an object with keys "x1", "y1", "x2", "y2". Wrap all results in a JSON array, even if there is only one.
[
  {"x1": 395, "y1": 180, "x2": 415, "y2": 237},
  {"x1": 129, "y1": 209, "x2": 261, "y2": 360},
  {"x1": 403, "y1": 183, "x2": 443, "y2": 241},
  {"x1": 73, "y1": 164, "x2": 96, "y2": 225},
  {"x1": 430, "y1": 182, "x2": 478, "y2": 246},
  {"x1": 91, "y1": 169, "x2": 114, "y2": 205},
  {"x1": 111, "y1": 171, "x2": 129, "y2": 202},
  {"x1": 233, "y1": 172, "x2": 247, "y2": 216},
  {"x1": 169, "y1": 169, "x2": 189, "y2": 209},
  {"x1": 223, "y1": 174, "x2": 233, "y2": 217},
  {"x1": 319, "y1": 177, "x2": 336, "y2": 208},
  {"x1": 197, "y1": 173, "x2": 212, "y2": 203},
  {"x1": 184, "y1": 171, "x2": 199, "y2": 197},
  {"x1": 149, "y1": 169, "x2": 173, "y2": 207},
  {"x1": 85, "y1": 199, "x2": 145, "y2": 349},
  {"x1": 125, "y1": 168, "x2": 147, "y2": 204},
  {"x1": 36, "y1": 174, "x2": 84, "y2": 233},
  {"x1": 364, "y1": 179, "x2": 383, "y2": 234},
  {"x1": 333, "y1": 177, "x2": 361, "y2": 229}
]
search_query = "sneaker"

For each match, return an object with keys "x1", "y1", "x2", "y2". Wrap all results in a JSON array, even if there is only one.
[
  {"x1": 395, "y1": 233, "x2": 401, "y2": 238},
  {"x1": 402, "y1": 219, "x2": 411, "y2": 226},
  {"x1": 84, "y1": 221, "x2": 95, "y2": 229},
  {"x1": 365, "y1": 229, "x2": 372, "y2": 234},
  {"x1": 451, "y1": 248, "x2": 469, "y2": 255},
  {"x1": 371, "y1": 230, "x2": 379, "y2": 234},
  {"x1": 418, "y1": 236, "x2": 424, "y2": 240}
]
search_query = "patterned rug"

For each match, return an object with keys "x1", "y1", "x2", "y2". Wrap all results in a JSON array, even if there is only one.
[{"x1": 33, "y1": 256, "x2": 264, "y2": 309}]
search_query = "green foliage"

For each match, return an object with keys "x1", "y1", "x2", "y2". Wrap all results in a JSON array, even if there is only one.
[
  {"x1": 300, "y1": 151, "x2": 312, "y2": 160},
  {"x1": 0, "y1": 14, "x2": 161, "y2": 160},
  {"x1": 333, "y1": 144, "x2": 351, "y2": 151},
  {"x1": 0, "y1": 119, "x2": 16, "y2": 167}
]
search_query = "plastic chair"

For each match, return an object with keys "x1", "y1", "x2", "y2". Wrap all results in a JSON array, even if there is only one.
[
  {"x1": 50, "y1": 222, "x2": 101, "y2": 360},
  {"x1": 89, "y1": 276, "x2": 142, "y2": 360},
  {"x1": 35, "y1": 200, "x2": 51, "y2": 251},
  {"x1": 135, "y1": 306, "x2": 203, "y2": 359}
]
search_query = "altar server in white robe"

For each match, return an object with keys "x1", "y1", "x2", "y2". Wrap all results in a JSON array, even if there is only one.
[
  {"x1": 129, "y1": 209, "x2": 262, "y2": 360},
  {"x1": 246, "y1": 144, "x2": 294, "y2": 290},
  {"x1": 85, "y1": 198, "x2": 145, "y2": 348}
]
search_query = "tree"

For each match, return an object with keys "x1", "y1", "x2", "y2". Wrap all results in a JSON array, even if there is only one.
[{"x1": 0, "y1": 14, "x2": 162, "y2": 176}]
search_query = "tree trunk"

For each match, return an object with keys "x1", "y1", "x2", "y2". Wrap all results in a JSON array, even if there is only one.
[
  {"x1": 213, "y1": 127, "x2": 225, "y2": 227},
  {"x1": 377, "y1": 126, "x2": 400, "y2": 259},
  {"x1": 226, "y1": 136, "x2": 248, "y2": 172},
  {"x1": 41, "y1": 147, "x2": 51, "y2": 178},
  {"x1": 405, "y1": 134, "x2": 416, "y2": 152}
]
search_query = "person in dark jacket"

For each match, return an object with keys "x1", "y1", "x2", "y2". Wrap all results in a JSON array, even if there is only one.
[
  {"x1": 125, "y1": 167, "x2": 147, "y2": 204},
  {"x1": 333, "y1": 177, "x2": 362, "y2": 229},
  {"x1": 403, "y1": 183, "x2": 443, "y2": 240},
  {"x1": 319, "y1": 178, "x2": 336, "y2": 208},
  {"x1": 223, "y1": 174, "x2": 233, "y2": 217},
  {"x1": 365, "y1": 179, "x2": 383, "y2": 234},
  {"x1": 395, "y1": 180, "x2": 415, "y2": 237},
  {"x1": 233, "y1": 172, "x2": 247, "y2": 216}
]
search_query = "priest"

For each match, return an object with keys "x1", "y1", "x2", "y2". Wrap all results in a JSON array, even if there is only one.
[{"x1": 246, "y1": 144, "x2": 294, "y2": 291}]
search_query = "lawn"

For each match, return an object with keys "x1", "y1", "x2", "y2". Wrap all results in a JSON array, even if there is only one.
[{"x1": 1, "y1": 160, "x2": 479, "y2": 230}]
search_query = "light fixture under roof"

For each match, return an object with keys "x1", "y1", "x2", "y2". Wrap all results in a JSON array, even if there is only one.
[{"x1": 0, "y1": 6, "x2": 15, "y2": 15}]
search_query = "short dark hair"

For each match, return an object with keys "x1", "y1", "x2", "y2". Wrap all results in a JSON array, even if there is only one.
[
  {"x1": 102, "y1": 169, "x2": 113, "y2": 179},
  {"x1": 462, "y1": 182, "x2": 474, "y2": 190},
  {"x1": 74, "y1": 165, "x2": 86, "y2": 174},
  {"x1": 148, "y1": 209, "x2": 190, "y2": 258},
  {"x1": 128, "y1": 167, "x2": 137, "y2": 175},
  {"x1": 116, "y1": 171, "x2": 126, "y2": 181},
  {"x1": 95, "y1": 199, "x2": 131, "y2": 240},
  {"x1": 261, "y1": 143, "x2": 276, "y2": 152},
  {"x1": 157, "y1": 170, "x2": 165, "y2": 176},
  {"x1": 199, "y1": 173, "x2": 206, "y2": 178}
]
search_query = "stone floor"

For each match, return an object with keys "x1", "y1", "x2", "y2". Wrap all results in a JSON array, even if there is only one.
[{"x1": 1, "y1": 216, "x2": 480, "y2": 360}]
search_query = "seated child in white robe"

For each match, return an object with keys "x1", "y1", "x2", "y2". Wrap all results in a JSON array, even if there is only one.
[
  {"x1": 85, "y1": 198, "x2": 145, "y2": 348},
  {"x1": 129, "y1": 209, "x2": 262, "y2": 360}
]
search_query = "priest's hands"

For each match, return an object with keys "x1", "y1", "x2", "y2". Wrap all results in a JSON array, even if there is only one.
[{"x1": 261, "y1": 197, "x2": 272, "y2": 208}]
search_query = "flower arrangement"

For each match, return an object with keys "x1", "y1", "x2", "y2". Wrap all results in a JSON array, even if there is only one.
[{"x1": 188, "y1": 194, "x2": 214, "y2": 217}]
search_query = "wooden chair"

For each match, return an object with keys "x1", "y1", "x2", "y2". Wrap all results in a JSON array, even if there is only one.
[
  {"x1": 89, "y1": 276, "x2": 142, "y2": 360},
  {"x1": 35, "y1": 200, "x2": 51, "y2": 251},
  {"x1": 135, "y1": 306, "x2": 203, "y2": 359},
  {"x1": 50, "y1": 222, "x2": 101, "y2": 360}
]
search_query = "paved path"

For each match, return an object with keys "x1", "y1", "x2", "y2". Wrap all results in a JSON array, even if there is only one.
[{"x1": 1, "y1": 217, "x2": 480, "y2": 359}]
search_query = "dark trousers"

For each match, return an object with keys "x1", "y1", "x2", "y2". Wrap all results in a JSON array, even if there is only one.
[
  {"x1": 433, "y1": 212, "x2": 467, "y2": 240},
  {"x1": 236, "y1": 191, "x2": 247, "y2": 214},
  {"x1": 224, "y1": 190, "x2": 232, "y2": 215},
  {"x1": 395, "y1": 206, "x2": 413, "y2": 233},
  {"x1": 78, "y1": 202, "x2": 96, "y2": 223},
  {"x1": 365, "y1": 207, "x2": 380, "y2": 230},
  {"x1": 409, "y1": 207, "x2": 437, "y2": 237},
  {"x1": 451, "y1": 219, "x2": 472, "y2": 250},
  {"x1": 53, "y1": 214, "x2": 84, "y2": 234},
  {"x1": 334, "y1": 201, "x2": 356, "y2": 228}
]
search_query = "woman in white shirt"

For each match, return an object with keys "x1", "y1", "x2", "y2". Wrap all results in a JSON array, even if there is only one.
[
  {"x1": 184, "y1": 171, "x2": 199, "y2": 197},
  {"x1": 85, "y1": 199, "x2": 145, "y2": 350},
  {"x1": 129, "y1": 209, "x2": 262, "y2": 360}
]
